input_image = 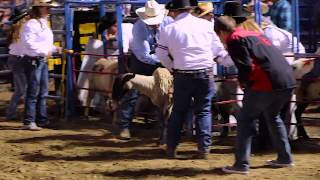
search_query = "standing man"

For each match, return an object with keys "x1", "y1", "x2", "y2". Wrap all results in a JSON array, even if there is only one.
[
  {"x1": 214, "y1": 16, "x2": 296, "y2": 174},
  {"x1": 156, "y1": 0, "x2": 216, "y2": 159},
  {"x1": 268, "y1": 0, "x2": 292, "y2": 32},
  {"x1": 118, "y1": 0, "x2": 173, "y2": 140}
]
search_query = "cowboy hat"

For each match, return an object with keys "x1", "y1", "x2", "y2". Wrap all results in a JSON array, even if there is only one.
[
  {"x1": 8, "y1": 8, "x2": 29, "y2": 24},
  {"x1": 32, "y1": 0, "x2": 58, "y2": 7},
  {"x1": 223, "y1": 1, "x2": 249, "y2": 24},
  {"x1": 166, "y1": 0, "x2": 198, "y2": 10},
  {"x1": 165, "y1": 1, "x2": 173, "y2": 10},
  {"x1": 98, "y1": 12, "x2": 117, "y2": 33},
  {"x1": 244, "y1": 1, "x2": 269, "y2": 15},
  {"x1": 196, "y1": 2, "x2": 214, "y2": 18},
  {"x1": 136, "y1": 0, "x2": 167, "y2": 25}
]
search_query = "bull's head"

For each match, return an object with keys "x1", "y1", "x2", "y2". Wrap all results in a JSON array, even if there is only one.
[
  {"x1": 112, "y1": 73, "x2": 136, "y2": 101},
  {"x1": 292, "y1": 58, "x2": 315, "y2": 79}
]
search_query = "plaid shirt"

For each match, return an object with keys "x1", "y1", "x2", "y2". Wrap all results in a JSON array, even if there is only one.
[{"x1": 269, "y1": 0, "x2": 292, "y2": 32}]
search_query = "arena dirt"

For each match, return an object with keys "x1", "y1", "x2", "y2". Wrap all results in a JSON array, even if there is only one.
[{"x1": 0, "y1": 92, "x2": 319, "y2": 180}]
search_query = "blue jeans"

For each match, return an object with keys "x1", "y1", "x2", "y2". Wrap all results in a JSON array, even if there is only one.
[
  {"x1": 234, "y1": 89, "x2": 293, "y2": 170},
  {"x1": 6, "y1": 55, "x2": 26, "y2": 119},
  {"x1": 118, "y1": 55, "x2": 158, "y2": 130},
  {"x1": 23, "y1": 57, "x2": 49, "y2": 125},
  {"x1": 167, "y1": 71, "x2": 215, "y2": 152}
]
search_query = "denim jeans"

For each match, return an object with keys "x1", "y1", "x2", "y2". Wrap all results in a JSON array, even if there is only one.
[
  {"x1": 23, "y1": 57, "x2": 49, "y2": 125},
  {"x1": 118, "y1": 55, "x2": 158, "y2": 130},
  {"x1": 167, "y1": 71, "x2": 215, "y2": 152},
  {"x1": 234, "y1": 89, "x2": 293, "y2": 170},
  {"x1": 6, "y1": 55, "x2": 27, "y2": 119}
]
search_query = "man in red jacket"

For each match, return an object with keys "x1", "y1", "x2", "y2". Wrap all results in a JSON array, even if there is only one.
[{"x1": 214, "y1": 16, "x2": 296, "y2": 174}]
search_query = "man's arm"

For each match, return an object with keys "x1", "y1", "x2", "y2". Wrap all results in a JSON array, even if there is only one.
[
  {"x1": 227, "y1": 39, "x2": 253, "y2": 85},
  {"x1": 131, "y1": 22, "x2": 159, "y2": 65},
  {"x1": 278, "y1": 5, "x2": 292, "y2": 31},
  {"x1": 156, "y1": 29, "x2": 173, "y2": 70},
  {"x1": 212, "y1": 31, "x2": 235, "y2": 67}
]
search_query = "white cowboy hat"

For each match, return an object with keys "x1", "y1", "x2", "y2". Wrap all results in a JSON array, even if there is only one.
[
  {"x1": 136, "y1": 0, "x2": 167, "y2": 25},
  {"x1": 244, "y1": 1, "x2": 269, "y2": 15},
  {"x1": 32, "y1": 0, "x2": 59, "y2": 7},
  {"x1": 197, "y1": 2, "x2": 214, "y2": 18}
]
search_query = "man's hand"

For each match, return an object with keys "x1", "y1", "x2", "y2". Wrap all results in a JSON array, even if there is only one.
[
  {"x1": 56, "y1": 47, "x2": 63, "y2": 54},
  {"x1": 47, "y1": 51, "x2": 52, "y2": 57}
]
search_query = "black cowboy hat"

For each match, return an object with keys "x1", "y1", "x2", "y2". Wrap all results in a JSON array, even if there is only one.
[
  {"x1": 8, "y1": 8, "x2": 28, "y2": 24},
  {"x1": 166, "y1": 0, "x2": 198, "y2": 10},
  {"x1": 223, "y1": 1, "x2": 249, "y2": 24},
  {"x1": 165, "y1": 1, "x2": 173, "y2": 10},
  {"x1": 98, "y1": 12, "x2": 117, "y2": 33}
]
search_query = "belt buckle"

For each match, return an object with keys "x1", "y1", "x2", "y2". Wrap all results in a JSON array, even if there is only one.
[{"x1": 32, "y1": 60, "x2": 37, "y2": 66}]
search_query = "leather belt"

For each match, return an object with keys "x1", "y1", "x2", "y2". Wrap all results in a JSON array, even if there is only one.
[
  {"x1": 10, "y1": 55, "x2": 23, "y2": 58},
  {"x1": 173, "y1": 67, "x2": 212, "y2": 74},
  {"x1": 25, "y1": 55, "x2": 45, "y2": 60}
]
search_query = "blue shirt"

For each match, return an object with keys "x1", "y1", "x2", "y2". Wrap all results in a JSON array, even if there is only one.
[
  {"x1": 269, "y1": 0, "x2": 292, "y2": 32},
  {"x1": 130, "y1": 16, "x2": 174, "y2": 65}
]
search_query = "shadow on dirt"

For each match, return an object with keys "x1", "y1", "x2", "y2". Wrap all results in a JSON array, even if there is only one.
[{"x1": 101, "y1": 167, "x2": 227, "y2": 178}]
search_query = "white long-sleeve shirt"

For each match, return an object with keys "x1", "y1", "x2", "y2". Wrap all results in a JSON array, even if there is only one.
[
  {"x1": 110, "y1": 23, "x2": 133, "y2": 54},
  {"x1": 20, "y1": 18, "x2": 57, "y2": 57},
  {"x1": 263, "y1": 25, "x2": 305, "y2": 65},
  {"x1": 263, "y1": 25, "x2": 305, "y2": 54},
  {"x1": 9, "y1": 41, "x2": 24, "y2": 56},
  {"x1": 156, "y1": 13, "x2": 233, "y2": 71}
]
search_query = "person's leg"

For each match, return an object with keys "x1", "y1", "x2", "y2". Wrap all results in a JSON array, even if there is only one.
[
  {"x1": 6, "y1": 57, "x2": 26, "y2": 120},
  {"x1": 167, "y1": 75, "x2": 193, "y2": 151},
  {"x1": 233, "y1": 90, "x2": 273, "y2": 170},
  {"x1": 254, "y1": 114, "x2": 271, "y2": 151},
  {"x1": 117, "y1": 55, "x2": 158, "y2": 139},
  {"x1": 263, "y1": 90, "x2": 293, "y2": 165},
  {"x1": 23, "y1": 58, "x2": 40, "y2": 129},
  {"x1": 192, "y1": 73, "x2": 214, "y2": 155},
  {"x1": 280, "y1": 95, "x2": 298, "y2": 140},
  {"x1": 36, "y1": 61, "x2": 49, "y2": 126},
  {"x1": 118, "y1": 89, "x2": 139, "y2": 131}
]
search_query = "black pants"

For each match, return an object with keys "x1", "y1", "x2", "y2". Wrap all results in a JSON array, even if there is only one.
[{"x1": 128, "y1": 54, "x2": 158, "y2": 75}]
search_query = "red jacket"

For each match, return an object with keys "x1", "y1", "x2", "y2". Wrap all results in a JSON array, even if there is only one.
[{"x1": 226, "y1": 28, "x2": 296, "y2": 91}]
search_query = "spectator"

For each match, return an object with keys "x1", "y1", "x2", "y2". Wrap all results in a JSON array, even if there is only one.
[
  {"x1": 77, "y1": 12, "x2": 133, "y2": 108},
  {"x1": 268, "y1": 0, "x2": 292, "y2": 32},
  {"x1": 6, "y1": 11, "x2": 28, "y2": 120},
  {"x1": 20, "y1": 0, "x2": 61, "y2": 130}
]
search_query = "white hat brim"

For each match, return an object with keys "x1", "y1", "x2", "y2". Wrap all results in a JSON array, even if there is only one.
[
  {"x1": 245, "y1": 2, "x2": 269, "y2": 14},
  {"x1": 136, "y1": 6, "x2": 167, "y2": 25}
]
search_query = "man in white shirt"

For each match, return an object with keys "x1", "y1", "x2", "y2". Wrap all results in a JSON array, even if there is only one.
[{"x1": 156, "y1": 0, "x2": 216, "y2": 159}]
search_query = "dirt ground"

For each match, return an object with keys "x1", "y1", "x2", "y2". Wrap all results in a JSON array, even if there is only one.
[{"x1": 0, "y1": 91, "x2": 319, "y2": 180}]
